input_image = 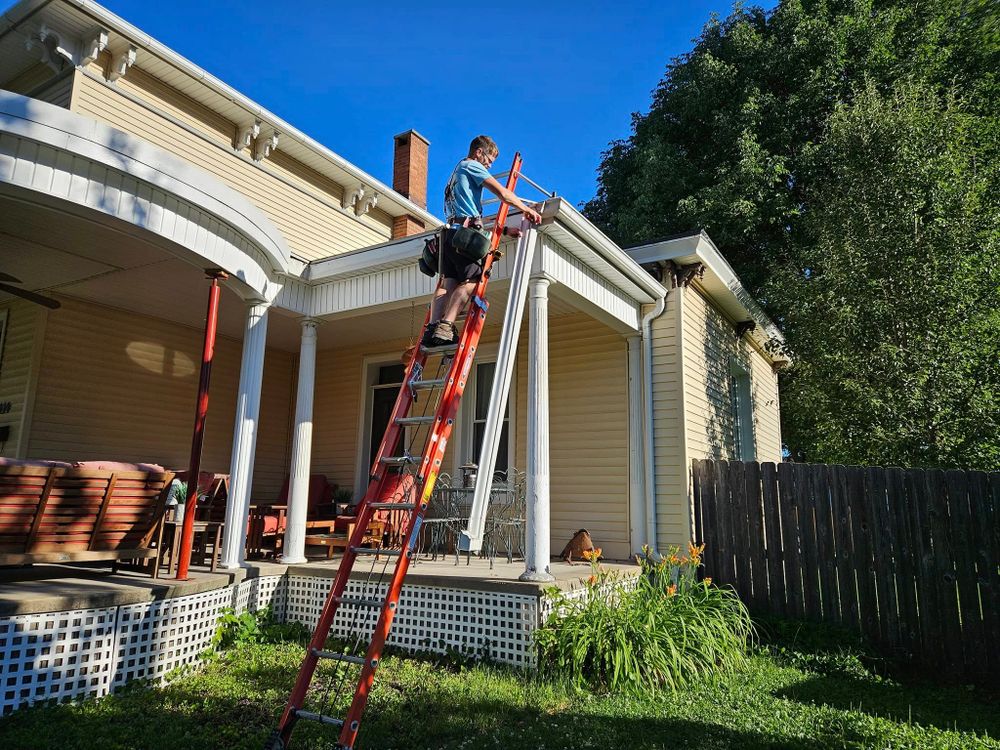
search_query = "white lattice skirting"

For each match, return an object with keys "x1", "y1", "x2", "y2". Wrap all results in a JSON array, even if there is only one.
[{"x1": 0, "y1": 572, "x2": 547, "y2": 715}]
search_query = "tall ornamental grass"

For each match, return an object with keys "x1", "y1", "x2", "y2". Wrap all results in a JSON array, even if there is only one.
[{"x1": 535, "y1": 543, "x2": 754, "y2": 693}]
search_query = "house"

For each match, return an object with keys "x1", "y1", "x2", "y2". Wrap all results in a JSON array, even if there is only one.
[{"x1": 0, "y1": 0, "x2": 787, "y2": 708}]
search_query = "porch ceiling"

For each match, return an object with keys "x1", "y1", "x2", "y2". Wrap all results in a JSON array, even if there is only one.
[{"x1": 0, "y1": 194, "x2": 302, "y2": 351}]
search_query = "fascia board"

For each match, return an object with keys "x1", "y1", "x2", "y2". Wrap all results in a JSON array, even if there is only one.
[
  {"x1": 17, "y1": 0, "x2": 442, "y2": 227},
  {"x1": 306, "y1": 231, "x2": 433, "y2": 281},
  {"x1": 546, "y1": 198, "x2": 667, "y2": 303}
]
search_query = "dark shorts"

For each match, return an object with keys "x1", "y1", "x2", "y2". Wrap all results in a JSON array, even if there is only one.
[{"x1": 441, "y1": 226, "x2": 486, "y2": 282}]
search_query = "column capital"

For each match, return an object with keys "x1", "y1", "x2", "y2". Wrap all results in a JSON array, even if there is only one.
[
  {"x1": 300, "y1": 317, "x2": 320, "y2": 330},
  {"x1": 528, "y1": 273, "x2": 553, "y2": 288}
]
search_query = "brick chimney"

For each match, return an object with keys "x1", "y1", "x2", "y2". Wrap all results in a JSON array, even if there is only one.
[{"x1": 391, "y1": 129, "x2": 429, "y2": 239}]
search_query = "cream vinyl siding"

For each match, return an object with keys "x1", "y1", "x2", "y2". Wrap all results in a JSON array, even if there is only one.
[
  {"x1": 2, "y1": 63, "x2": 53, "y2": 95},
  {"x1": 514, "y1": 313, "x2": 631, "y2": 560},
  {"x1": 648, "y1": 292, "x2": 691, "y2": 549},
  {"x1": 0, "y1": 302, "x2": 43, "y2": 458},
  {"x1": 25, "y1": 297, "x2": 293, "y2": 498},
  {"x1": 311, "y1": 313, "x2": 631, "y2": 558},
  {"x1": 748, "y1": 341, "x2": 782, "y2": 462},
  {"x1": 71, "y1": 62, "x2": 390, "y2": 261},
  {"x1": 681, "y1": 284, "x2": 782, "y2": 464},
  {"x1": 310, "y1": 326, "x2": 504, "y2": 495}
]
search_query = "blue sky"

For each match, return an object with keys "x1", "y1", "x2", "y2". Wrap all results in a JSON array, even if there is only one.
[{"x1": 17, "y1": 0, "x2": 775, "y2": 214}]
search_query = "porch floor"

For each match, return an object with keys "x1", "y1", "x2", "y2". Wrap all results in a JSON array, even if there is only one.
[{"x1": 0, "y1": 556, "x2": 638, "y2": 617}]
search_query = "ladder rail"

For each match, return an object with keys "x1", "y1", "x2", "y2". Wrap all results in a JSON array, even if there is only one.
[
  {"x1": 334, "y1": 154, "x2": 523, "y2": 750},
  {"x1": 271, "y1": 154, "x2": 526, "y2": 750}
]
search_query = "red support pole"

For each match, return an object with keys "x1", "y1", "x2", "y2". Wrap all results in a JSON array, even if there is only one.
[{"x1": 176, "y1": 269, "x2": 228, "y2": 581}]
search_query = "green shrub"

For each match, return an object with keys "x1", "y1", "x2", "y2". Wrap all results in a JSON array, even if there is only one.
[
  {"x1": 213, "y1": 607, "x2": 309, "y2": 650},
  {"x1": 535, "y1": 543, "x2": 754, "y2": 694}
]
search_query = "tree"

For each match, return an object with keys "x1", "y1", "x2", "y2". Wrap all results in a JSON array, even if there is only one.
[
  {"x1": 584, "y1": 0, "x2": 1000, "y2": 468},
  {"x1": 772, "y1": 83, "x2": 999, "y2": 468}
]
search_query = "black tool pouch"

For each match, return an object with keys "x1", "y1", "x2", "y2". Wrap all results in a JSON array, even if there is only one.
[
  {"x1": 418, "y1": 233, "x2": 440, "y2": 277},
  {"x1": 451, "y1": 225, "x2": 491, "y2": 262}
]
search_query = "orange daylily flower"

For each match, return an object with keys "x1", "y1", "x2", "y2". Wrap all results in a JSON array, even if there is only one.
[
  {"x1": 587, "y1": 574, "x2": 598, "y2": 586},
  {"x1": 667, "y1": 584, "x2": 677, "y2": 597}
]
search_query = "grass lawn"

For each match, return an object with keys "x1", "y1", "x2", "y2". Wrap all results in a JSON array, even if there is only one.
[{"x1": 0, "y1": 620, "x2": 997, "y2": 750}]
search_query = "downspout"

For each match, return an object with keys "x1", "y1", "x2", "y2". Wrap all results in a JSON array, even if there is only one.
[{"x1": 641, "y1": 279, "x2": 668, "y2": 553}]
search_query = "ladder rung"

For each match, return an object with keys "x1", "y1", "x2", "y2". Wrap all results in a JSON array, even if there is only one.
[
  {"x1": 313, "y1": 649, "x2": 366, "y2": 665},
  {"x1": 420, "y1": 343, "x2": 458, "y2": 355},
  {"x1": 395, "y1": 416, "x2": 435, "y2": 426},
  {"x1": 335, "y1": 595, "x2": 385, "y2": 608},
  {"x1": 352, "y1": 547, "x2": 401, "y2": 557},
  {"x1": 368, "y1": 502, "x2": 416, "y2": 510},
  {"x1": 295, "y1": 710, "x2": 344, "y2": 727},
  {"x1": 411, "y1": 377, "x2": 447, "y2": 391},
  {"x1": 380, "y1": 455, "x2": 416, "y2": 466}
]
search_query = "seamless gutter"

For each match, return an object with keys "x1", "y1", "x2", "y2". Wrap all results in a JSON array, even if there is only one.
[
  {"x1": 3, "y1": 0, "x2": 441, "y2": 228},
  {"x1": 549, "y1": 198, "x2": 667, "y2": 302}
]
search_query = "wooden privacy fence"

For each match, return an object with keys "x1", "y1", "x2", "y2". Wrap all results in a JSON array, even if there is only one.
[{"x1": 692, "y1": 459, "x2": 1000, "y2": 684}]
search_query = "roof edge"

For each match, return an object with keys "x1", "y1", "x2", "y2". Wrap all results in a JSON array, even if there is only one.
[
  {"x1": 6, "y1": 0, "x2": 442, "y2": 228},
  {"x1": 627, "y1": 231, "x2": 789, "y2": 360},
  {"x1": 545, "y1": 198, "x2": 667, "y2": 302}
]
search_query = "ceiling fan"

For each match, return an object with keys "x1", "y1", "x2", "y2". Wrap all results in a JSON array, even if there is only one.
[{"x1": 0, "y1": 273, "x2": 61, "y2": 309}]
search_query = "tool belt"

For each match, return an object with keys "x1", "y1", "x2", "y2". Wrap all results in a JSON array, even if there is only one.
[{"x1": 446, "y1": 217, "x2": 491, "y2": 262}]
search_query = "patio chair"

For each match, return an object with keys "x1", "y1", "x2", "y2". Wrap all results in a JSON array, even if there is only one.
[{"x1": 248, "y1": 474, "x2": 336, "y2": 558}]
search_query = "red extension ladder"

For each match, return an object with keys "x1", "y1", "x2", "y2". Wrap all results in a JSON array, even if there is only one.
[{"x1": 267, "y1": 154, "x2": 525, "y2": 750}]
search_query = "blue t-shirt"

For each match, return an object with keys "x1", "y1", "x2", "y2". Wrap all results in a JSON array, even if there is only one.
[{"x1": 444, "y1": 158, "x2": 491, "y2": 220}]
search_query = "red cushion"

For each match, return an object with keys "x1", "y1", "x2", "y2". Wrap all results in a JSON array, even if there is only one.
[{"x1": 276, "y1": 475, "x2": 332, "y2": 512}]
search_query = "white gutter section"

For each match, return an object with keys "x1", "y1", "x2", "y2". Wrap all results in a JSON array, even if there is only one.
[
  {"x1": 549, "y1": 199, "x2": 665, "y2": 302},
  {"x1": 641, "y1": 292, "x2": 668, "y2": 553},
  {"x1": 1, "y1": 0, "x2": 440, "y2": 229},
  {"x1": 459, "y1": 220, "x2": 538, "y2": 553}
]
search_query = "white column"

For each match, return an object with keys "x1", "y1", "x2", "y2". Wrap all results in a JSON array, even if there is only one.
[
  {"x1": 220, "y1": 300, "x2": 270, "y2": 569},
  {"x1": 281, "y1": 318, "x2": 318, "y2": 564},
  {"x1": 520, "y1": 276, "x2": 554, "y2": 582},
  {"x1": 626, "y1": 334, "x2": 647, "y2": 553}
]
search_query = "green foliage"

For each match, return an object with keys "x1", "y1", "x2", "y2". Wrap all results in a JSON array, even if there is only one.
[
  {"x1": 212, "y1": 607, "x2": 309, "y2": 651},
  {"x1": 5, "y1": 630, "x2": 999, "y2": 749},
  {"x1": 754, "y1": 615, "x2": 881, "y2": 681},
  {"x1": 332, "y1": 487, "x2": 355, "y2": 505},
  {"x1": 584, "y1": 0, "x2": 1000, "y2": 468},
  {"x1": 534, "y1": 544, "x2": 754, "y2": 693},
  {"x1": 770, "y1": 81, "x2": 1000, "y2": 467}
]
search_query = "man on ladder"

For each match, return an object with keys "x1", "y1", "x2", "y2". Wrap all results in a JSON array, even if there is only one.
[{"x1": 422, "y1": 135, "x2": 542, "y2": 348}]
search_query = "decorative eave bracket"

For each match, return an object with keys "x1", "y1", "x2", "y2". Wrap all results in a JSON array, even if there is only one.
[
  {"x1": 668, "y1": 261, "x2": 705, "y2": 288},
  {"x1": 357, "y1": 191, "x2": 378, "y2": 217},
  {"x1": 253, "y1": 130, "x2": 280, "y2": 162},
  {"x1": 341, "y1": 184, "x2": 378, "y2": 216},
  {"x1": 735, "y1": 320, "x2": 757, "y2": 340},
  {"x1": 81, "y1": 29, "x2": 109, "y2": 67},
  {"x1": 25, "y1": 24, "x2": 75, "y2": 72},
  {"x1": 108, "y1": 44, "x2": 137, "y2": 82},
  {"x1": 236, "y1": 120, "x2": 261, "y2": 151}
]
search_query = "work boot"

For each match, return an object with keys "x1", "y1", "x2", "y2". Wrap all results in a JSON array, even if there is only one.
[
  {"x1": 420, "y1": 321, "x2": 440, "y2": 348},
  {"x1": 426, "y1": 321, "x2": 457, "y2": 348}
]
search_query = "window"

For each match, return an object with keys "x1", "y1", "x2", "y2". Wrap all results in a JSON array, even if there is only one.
[
  {"x1": 368, "y1": 363, "x2": 406, "y2": 472},
  {"x1": 730, "y1": 361, "x2": 755, "y2": 461},
  {"x1": 470, "y1": 361, "x2": 510, "y2": 476}
]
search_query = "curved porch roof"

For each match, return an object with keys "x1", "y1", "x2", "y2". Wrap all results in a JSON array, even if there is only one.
[{"x1": 0, "y1": 90, "x2": 290, "y2": 301}]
